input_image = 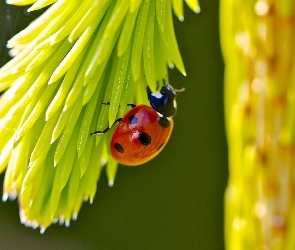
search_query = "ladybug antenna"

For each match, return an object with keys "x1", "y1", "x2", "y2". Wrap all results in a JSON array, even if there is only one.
[{"x1": 174, "y1": 87, "x2": 186, "y2": 93}]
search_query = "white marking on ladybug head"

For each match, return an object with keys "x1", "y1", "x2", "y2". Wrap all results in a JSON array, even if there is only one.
[
  {"x1": 151, "y1": 91, "x2": 163, "y2": 100},
  {"x1": 156, "y1": 112, "x2": 163, "y2": 117}
]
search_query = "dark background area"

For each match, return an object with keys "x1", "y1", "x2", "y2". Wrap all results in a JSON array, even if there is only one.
[{"x1": 0, "y1": 1, "x2": 227, "y2": 249}]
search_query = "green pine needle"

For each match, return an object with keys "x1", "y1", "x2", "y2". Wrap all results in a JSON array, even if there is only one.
[{"x1": 0, "y1": 0, "x2": 199, "y2": 232}]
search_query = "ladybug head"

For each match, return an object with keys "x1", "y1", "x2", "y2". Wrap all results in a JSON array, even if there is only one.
[{"x1": 147, "y1": 84, "x2": 178, "y2": 117}]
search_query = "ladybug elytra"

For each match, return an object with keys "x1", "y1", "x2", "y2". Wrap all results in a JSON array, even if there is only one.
[{"x1": 91, "y1": 84, "x2": 181, "y2": 166}]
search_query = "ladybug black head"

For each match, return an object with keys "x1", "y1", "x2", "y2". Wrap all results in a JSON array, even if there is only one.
[{"x1": 147, "y1": 84, "x2": 177, "y2": 117}]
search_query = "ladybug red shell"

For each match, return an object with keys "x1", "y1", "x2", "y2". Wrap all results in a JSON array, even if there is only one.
[
  {"x1": 91, "y1": 84, "x2": 179, "y2": 166},
  {"x1": 110, "y1": 105, "x2": 174, "y2": 166}
]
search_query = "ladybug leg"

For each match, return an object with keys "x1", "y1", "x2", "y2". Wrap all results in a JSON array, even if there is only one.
[
  {"x1": 102, "y1": 102, "x2": 135, "y2": 108},
  {"x1": 91, "y1": 103, "x2": 135, "y2": 135},
  {"x1": 90, "y1": 118, "x2": 122, "y2": 136},
  {"x1": 127, "y1": 103, "x2": 136, "y2": 108}
]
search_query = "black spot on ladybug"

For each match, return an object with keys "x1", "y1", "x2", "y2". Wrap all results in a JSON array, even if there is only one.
[
  {"x1": 114, "y1": 142, "x2": 124, "y2": 153},
  {"x1": 158, "y1": 116, "x2": 170, "y2": 128},
  {"x1": 157, "y1": 143, "x2": 165, "y2": 151},
  {"x1": 138, "y1": 132, "x2": 151, "y2": 146},
  {"x1": 129, "y1": 115, "x2": 138, "y2": 124}
]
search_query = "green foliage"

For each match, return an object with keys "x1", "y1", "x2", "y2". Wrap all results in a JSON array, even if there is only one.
[{"x1": 0, "y1": 0, "x2": 199, "y2": 232}]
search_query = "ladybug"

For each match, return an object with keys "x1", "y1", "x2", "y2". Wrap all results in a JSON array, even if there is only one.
[{"x1": 91, "y1": 84, "x2": 182, "y2": 166}]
